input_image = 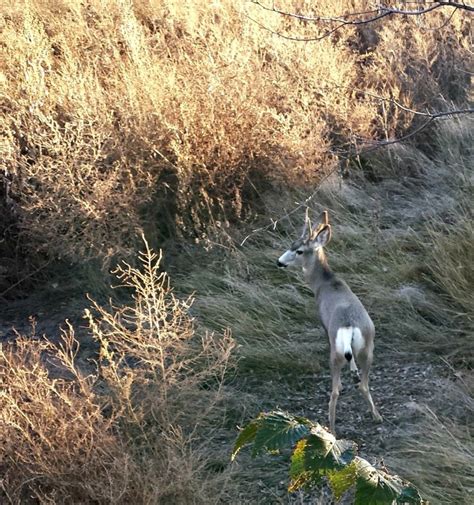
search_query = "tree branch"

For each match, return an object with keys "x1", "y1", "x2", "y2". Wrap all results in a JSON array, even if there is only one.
[
  {"x1": 239, "y1": 1, "x2": 473, "y2": 245},
  {"x1": 248, "y1": 1, "x2": 473, "y2": 43},
  {"x1": 384, "y1": 1, "x2": 474, "y2": 14}
]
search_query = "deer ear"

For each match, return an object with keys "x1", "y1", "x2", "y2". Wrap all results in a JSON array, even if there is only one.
[{"x1": 313, "y1": 224, "x2": 332, "y2": 248}]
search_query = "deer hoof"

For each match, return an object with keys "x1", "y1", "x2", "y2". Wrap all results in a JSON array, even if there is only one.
[
  {"x1": 351, "y1": 371, "x2": 361, "y2": 384},
  {"x1": 373, "y1": 412, "x2": 383, "y2": 423}
]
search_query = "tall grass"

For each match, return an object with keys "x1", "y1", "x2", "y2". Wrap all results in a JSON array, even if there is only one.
[{"x1": 388, "y1": 382, "x2": 474, "y2": 504}]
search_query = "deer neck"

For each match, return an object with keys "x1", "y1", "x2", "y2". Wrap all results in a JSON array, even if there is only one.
[{"x1": 303, "y1": 248, "x2": 333, "y2": 296}]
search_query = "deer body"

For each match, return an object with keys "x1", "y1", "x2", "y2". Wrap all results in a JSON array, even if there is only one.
[{"x1": 277, "y1": 211, "x2": 382, "y2": 434}]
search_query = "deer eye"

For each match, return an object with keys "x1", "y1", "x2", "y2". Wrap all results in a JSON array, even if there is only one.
[{"x1": 296, "y1": 250, "x2": 303, "y2": 255}]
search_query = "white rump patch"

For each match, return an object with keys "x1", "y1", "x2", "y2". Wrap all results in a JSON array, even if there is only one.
[
  {"x1": 351, "y1": 327, "x2": 365, "y2": 354},
  {"x1": 335, "y1": 327, "x2": 353, "y2": 356},
  {"x1": 335, "y1": 327, "x2": 365, "y2": 363}
]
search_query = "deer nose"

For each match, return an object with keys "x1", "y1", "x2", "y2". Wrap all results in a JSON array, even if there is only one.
[{"x1": 276, "y1": 260, "x2": 287, "y2": 268}]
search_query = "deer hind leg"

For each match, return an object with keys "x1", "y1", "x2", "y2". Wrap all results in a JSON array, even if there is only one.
[
  {"x1": 357, "y1": 351, "x2": 383, "y2": 423},
  {"x1": 329, "y1": 355, "x2": 344, "y2": 435}
]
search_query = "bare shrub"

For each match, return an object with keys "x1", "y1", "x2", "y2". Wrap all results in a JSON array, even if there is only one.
[
  {"x1": 1, "y1": 241, "x2": 235, "y2": 503},
  {"x1": 85, "y1": 239, "x2": 235, "y2": 430},
  {"x1": 1, "y1": 333, "x2": 134, "y2": 504},
  {"x1": 1, "y1": 0, "x2": 471, "y2": 272}
]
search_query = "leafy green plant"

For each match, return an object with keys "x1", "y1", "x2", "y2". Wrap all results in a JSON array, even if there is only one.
[{"x1": 232, "y1": 411, "x2": 425, "y2": 504}]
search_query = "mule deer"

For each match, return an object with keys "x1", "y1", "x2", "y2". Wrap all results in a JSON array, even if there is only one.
[{"x1": 277, "y1": 210, "x2": 382, "y2": 434}]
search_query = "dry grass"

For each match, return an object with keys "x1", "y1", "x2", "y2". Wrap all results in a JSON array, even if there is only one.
[
  {"x1": 426, "y1": 215, "x2": 474, "y2": 319},
  {"x1": 1, "y1": 0, "x2": 471, "y2": 288},
  {"x1": 387, "y1": 380, "x2": 474, "y2": 505},
  {"x1": 1, "y1": 241, "x2": 235, "y2": 504},
  {"x1": 1, "y1": 118, "x2": 472, "y2": 504},
  {"x1": 174, "y1": 241, "x2": 324, "y2": 378},
  {"x1": 169, "y1": 117, "x2": 473, "y2": 501}
]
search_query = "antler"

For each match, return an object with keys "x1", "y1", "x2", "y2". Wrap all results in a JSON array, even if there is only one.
[
  {"x1": 301, "y1": 207, "x2": 312, "y2": 238},
  {"x1": 309, "y1": 210, "x2": 330, "y2": 239},
  {"x1": 321, "y1": 210, "x2": 329, "y2": 226}
]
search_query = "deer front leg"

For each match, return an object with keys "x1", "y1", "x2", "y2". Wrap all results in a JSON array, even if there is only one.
[{"x1": 329, "y1": 356, "x2": 344, "y2": 435}]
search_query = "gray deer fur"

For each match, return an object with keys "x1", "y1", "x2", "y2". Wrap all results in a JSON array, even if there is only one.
[{"x1": 277, "y1": 210, "x2": 382, "y2": 434}]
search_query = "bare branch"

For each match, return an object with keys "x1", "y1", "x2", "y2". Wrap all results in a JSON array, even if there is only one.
[
  {"x1": 248, "y1": 1, "x2": 473, "y2": 43},
  {"x1": 251, "y1": 1, "x2": 382, "y2": 24},
  {"x1": 360, "y1": 108, "x2": 473, "y2": 150},
  {"x1": 383, "y1": 1, "x2": 474, "y2": 14},
  {"x1": 248, "y1": 2, "x2": 392, "y2": 42},
  {"x1": 379, "y1": 3, "x2": 450, "y2": 16},
  {"x1": 244, "y1": 14, "x2": 348, "y2": 42},
  {"x1": 239, "y1": 167, "x2": 337, "y2": 246},
  {"x1": 239, "y1": 2, "x2": 473, "y2": 245},
  {"x1": 424, "y1": 6, "x2": 459, "y2": 30}
]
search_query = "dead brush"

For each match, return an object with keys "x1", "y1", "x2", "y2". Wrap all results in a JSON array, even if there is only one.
[
  {"x1": 1, "y1": 240, "x2": 235, "y2": 504},
  {"x1": 1, "y1": 332, "x2": 134, "y2": 504},
  {"x1": 1, "y1": 0, "x2": 471, "y2": 274},
  {"x1": 85, "y1": 238, "x2": 235, "y2": 431}
]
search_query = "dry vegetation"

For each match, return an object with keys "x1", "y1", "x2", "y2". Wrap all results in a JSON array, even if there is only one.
[
  {"x1": 1, "y1": 0, "x2": 471, "y2": 288},
  {"x1": 1, "y1": 1, "x2": 473, "y2": 504},
  {"x1": 1, "y1": 242, "x2": 235, "y2": 503}
]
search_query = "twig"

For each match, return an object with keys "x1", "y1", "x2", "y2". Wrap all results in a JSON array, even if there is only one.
[
  {"x1": 248, "y1": 1, "x2": 473, "y2": 43},
  {"x1": 251, "y1": 1, "x2": 382, "y2": 24},
  {"x1": 239, "y1": 107, "x2": 473, "y2": 246},
  {"x1": 247, "y1": 3, "x2": 392, "y2": 43},
  {"x1": 239, "y1": 166, "x2": 339, "y2": 246},
  {"x1": 243, "y1": 14, "x2": 360, "y2": 43},
  {"x1": 361, "y1": 108, "x2": 473, "y2": 149},
  {"x1": 382, "y1": 2, "x2": 473, "y2": 14},
  {"x1": 0, "y1": 260, "x2": 52, "y2": 298},
  {"x1": 360, "y1": 91, "x2": 434, "y2": 117},
  {"x1": 422, "y1": 6, "x2": 459, "y2": 30}
]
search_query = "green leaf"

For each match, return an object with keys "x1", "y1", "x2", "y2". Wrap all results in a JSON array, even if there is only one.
[
  {"x1": 396, "y1": 484, "x2": 424, "y2": 504},
  {"x1": 232, "y1": 411, "x2": 423, "y2": 505},
  {"x1": 289, "y1": 439, "x2": 307, "y2": 479},
  {"x1": 294, "y1": 429, "x2": 356, "y2": 473},
  {"x1": 328, "y1": 462, "x2": 358, "y2": 501},
  {"x1": 231, "y1": 420, "x2": 260, "y2": 461},
  {"x1": 289, "y1": 426, "x2": 357, "y2": 492},
  {"x1": 354, "y1": 458, "x2": 423, "y2": 505},
  {"x1": 355, "y1": 475, "x2": 397, "y2": 505},
  {"x1": 289, "y1": 439, "x2": 323, "y2": 492},
  {"x1": 251, "y1": 411, "x2": 312, "y2": 457},
  {"x1": 232, "y1": 411, "x2": 313, "y2": 461},
  {"x1": 288, "y1": 470, "x2": 322, "y2": 493}
]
